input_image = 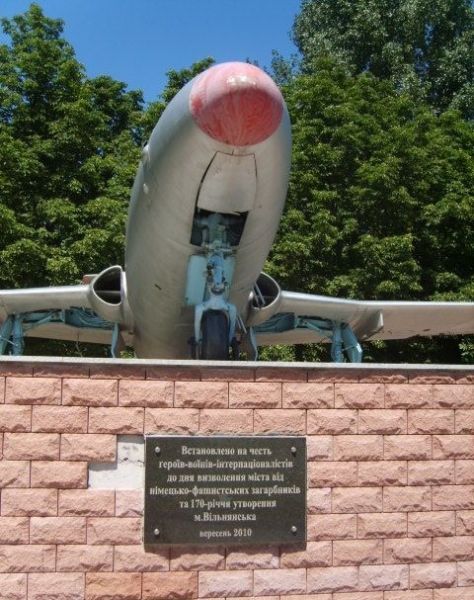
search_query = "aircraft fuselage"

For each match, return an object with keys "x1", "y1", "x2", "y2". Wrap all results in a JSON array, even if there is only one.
[{"x1": 125, "y1": 63, "x2": 292, "y2": 357}]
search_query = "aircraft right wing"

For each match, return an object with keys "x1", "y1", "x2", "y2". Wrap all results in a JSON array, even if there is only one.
[{"x1": 0, "y1": 266, "x2": 133, "y2": 353}]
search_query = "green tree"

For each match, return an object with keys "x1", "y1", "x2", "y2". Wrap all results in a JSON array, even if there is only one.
[
  {"x1": 0, "y1": 4, "x2": 145, "y2": 355},
  {"x1": 0, "y1": 4, "x2": 144, "y2": 289},
  {"x1": 266, "y1": 59, "x2": 474, "y2": 362},
  {"x1": 293, "y1": 0, "x2": 474, "y2": 117},
  {"x1": 0, "y1": 4, "x2": 214, "y2": 356}
]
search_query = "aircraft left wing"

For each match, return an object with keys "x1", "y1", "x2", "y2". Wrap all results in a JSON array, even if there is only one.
[{"x1": 252, "y1": 290, "x2": 474, "y2": 350}]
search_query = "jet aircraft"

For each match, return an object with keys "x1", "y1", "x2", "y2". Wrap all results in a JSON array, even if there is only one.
[{"x1": 0, "y1": 62, "x2": 472, "y2": 362}]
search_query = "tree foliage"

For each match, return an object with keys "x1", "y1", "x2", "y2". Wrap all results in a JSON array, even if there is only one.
[
  {"x1": 0, "y1": 5, "x2": 214, "y2": 288},
  {"x1": 0, "y1": 4, "x2": 143, "y2": 291},
  {"x1": 264, "y1": 0, "x2": 474, "y2": 362},
  {"x1": 265, "y1": 58, "x2": 474, "y2": 362},
  {"x1": 0, "y1": 4, "x2": 212, "y2": 356},
  {"x1": 293, "y1": 0, "x2": 474, "y2": 117}
]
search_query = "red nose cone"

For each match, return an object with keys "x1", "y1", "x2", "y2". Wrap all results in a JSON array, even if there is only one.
[{"x1": 190, "y1": 62, "x2": 284, "y2": 146}]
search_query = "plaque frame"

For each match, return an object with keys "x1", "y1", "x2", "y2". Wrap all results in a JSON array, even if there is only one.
[{"x1": 144, "y1": 435, "x2": 306, "y2": 546}]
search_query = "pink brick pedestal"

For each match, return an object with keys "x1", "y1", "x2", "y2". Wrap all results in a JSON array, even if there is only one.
[{"x1": 0, "y1": 357, "x2": 473, "y2": 600}]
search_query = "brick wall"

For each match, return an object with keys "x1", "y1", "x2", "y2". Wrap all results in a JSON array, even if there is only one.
[{"x1": 0, "y1": 358, "x2": 473, "y2": 600}]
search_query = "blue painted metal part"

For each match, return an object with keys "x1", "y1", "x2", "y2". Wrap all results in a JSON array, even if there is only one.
[
  {"x1": 340, "y1": 322, "x2": 363, "y2": 363},
  {"x1": 0, "y1": 314, "x2": 27, "y2": 356},
  {"x1": 193, "y1": 248, "x2": 237, "y2": 346},
  {"x1": 248, "y1": 326, "x2": 259, "y2": 361},
  {"x1": 254, "y1": 312, "x2": 363, "y2": 363},
  {"x1": 111, "y1": 322, "x2": 121, "y2": 358},
  {"x1": 0, "y1": 315, "x2": 15, "y2": 354},
  {"x1": 186, "y1": 212, "x2": 239, "y2": 351},
  {"x1": 330, "y1": 322, "x2": 344, "y2": 362},
  {"x1": 11, "y1": 315, "x2": 25, "y2": 356},
  {"x1": 0, "y1": 308, "x2": 116, "y2": 356}
]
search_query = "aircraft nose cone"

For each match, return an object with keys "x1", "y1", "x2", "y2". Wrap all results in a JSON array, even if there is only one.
[{"x1": 190, "y1": 62, "x2": 284, "y2": 146}]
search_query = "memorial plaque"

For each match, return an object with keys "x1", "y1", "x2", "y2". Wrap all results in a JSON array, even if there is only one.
[{"x1": 144, "y1": 436, "x2": 306, "y2": 545}]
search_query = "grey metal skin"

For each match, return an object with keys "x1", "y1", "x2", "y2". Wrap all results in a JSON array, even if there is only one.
[
  {"x1": 0, "y1": 285, "x2": 89, "y2": 316},
  {"x1": 125, "y1": 76, "x2": 291, "y2": 358},
  {"x1": 0, "y1": 265, "x2": 133, "y2": 346},
  {"x1": 251, "y1": 290, "x2": 474, "y2": 346}
]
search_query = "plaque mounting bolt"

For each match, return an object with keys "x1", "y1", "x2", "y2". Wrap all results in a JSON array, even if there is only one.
[
  {"x1": 291, "y1": 446, "x2": 297, "y2": 455},
  {"x1": 291, "y1": 525, "x2": 298, "y2": 534},
  {"x1": 155, "y1": 446, "x2": 161, "y2": 456},
  {"x1": 154, "y1": 528, "x2": 160, "y2": 537}
]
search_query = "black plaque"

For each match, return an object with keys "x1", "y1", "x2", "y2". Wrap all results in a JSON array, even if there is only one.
[{"x1": 144, "y1": 436, "x2": 306, "y2": 546}]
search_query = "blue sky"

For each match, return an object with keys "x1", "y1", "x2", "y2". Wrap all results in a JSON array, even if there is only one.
[{"x1": 1, "y1": 0, "x2": 301, "y2": 102}]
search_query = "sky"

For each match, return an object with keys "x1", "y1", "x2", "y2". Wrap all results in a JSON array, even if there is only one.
[{"x1": 1, "y1": 0, "x2": 301, "y2": 103}]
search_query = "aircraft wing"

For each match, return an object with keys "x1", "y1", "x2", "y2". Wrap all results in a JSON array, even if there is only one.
[
  {"x1": 0, "y1": 266, "x2": 133, "y2": 352},
  {"x1": 0, "y1": 285, "x2": 91, "y2": 317},
  {"x1": 254, "y1": 291, "x2": 474, "y2": 346}
]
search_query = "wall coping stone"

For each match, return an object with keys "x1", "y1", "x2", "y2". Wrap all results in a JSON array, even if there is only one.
[
  {"x1": 0, "y1": 355, "x2": 472, "y2": 383},
  {"x1": 0, "y1": 355, "x2": 472, "y2": 370}
]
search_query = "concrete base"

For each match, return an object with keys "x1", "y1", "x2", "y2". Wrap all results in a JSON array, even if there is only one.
[{"x1": 0, "y1": 357, "x2": 473, "y2": 599}]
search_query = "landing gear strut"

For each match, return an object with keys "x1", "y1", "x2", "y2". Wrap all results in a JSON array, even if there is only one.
[
  {"x1": 187, "y1": 212, "x2": 242, "y2": 361},
  {"x1": 190, "y1": 249, "x2": 240, "y2": 361}
]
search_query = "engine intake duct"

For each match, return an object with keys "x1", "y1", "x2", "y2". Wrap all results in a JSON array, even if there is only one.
[
  {"x1": 88, "y1": 266, "x2": 132, "y2": 329},
  {"x1": 247, "y1": 272, "x2": 282, "y2": 326},
  {"x1": 92, "y1": 266, "x2": 122, "y2": 305}
]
